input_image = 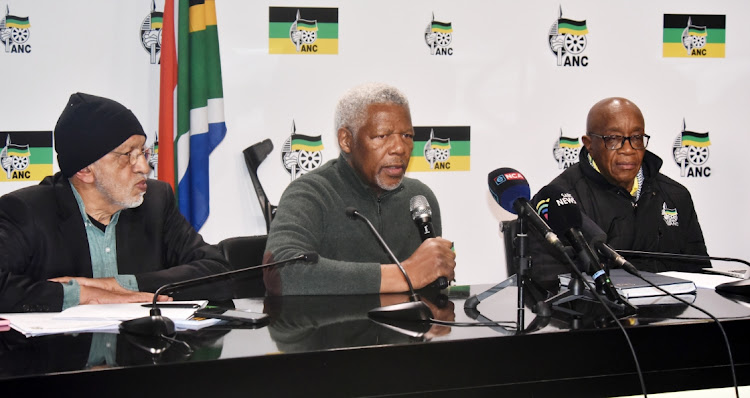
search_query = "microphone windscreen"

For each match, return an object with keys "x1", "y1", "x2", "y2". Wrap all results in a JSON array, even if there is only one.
[
  {"x1": 487, "y1": 168, "x2": 530, "y2": 214},
  {"x1": 345, "y1": 207, "x2": 358, "y2": 219},
  {"x1": 303, "y1": 252, "x2": 320, "y2": 263},
  {"x1": 409, "y1": 195, "x2": 431, "y2": 220},
  {"x1": 536, "y1": 184, "x2": 582, "y2": 233}
]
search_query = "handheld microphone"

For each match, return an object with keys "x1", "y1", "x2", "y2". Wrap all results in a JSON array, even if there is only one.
[
  {"x1": 345, "y1": 207, "x2": 433, "y2": 323},
  {"x1": 119, "y1": 252, "x2": 319, "y2": 337},
  {"x1": 538, "y1": 184, "x2": 621, "y2": 303},
  {"x1": 487, "y1": 168, "x2": 565, "y2": 252},
  {"x1": 410, "y1": 195, "x2": 449, "y2": 290}
]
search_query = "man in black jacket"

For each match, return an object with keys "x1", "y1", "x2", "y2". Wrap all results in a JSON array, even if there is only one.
[
  {"x1": 530, "y1": 97, "x2": 709, "y2": 284},
  {"x1": 0, "y1": 93, "x2": 231, "y2": 312}
]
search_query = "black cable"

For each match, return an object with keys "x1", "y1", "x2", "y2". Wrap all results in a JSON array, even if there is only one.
[
  {"x1": 160, "y1": 334, "x2": 193, "y2": 354},
  {"x1": 560, "y1": 250, "x2": 648, "y2": 398},
  {"x1": 627, "y1": 273, "x2": 738, "y2": 398},
  {"x1": 618, "y1": 250, "x2": 750, "y2": 267}
]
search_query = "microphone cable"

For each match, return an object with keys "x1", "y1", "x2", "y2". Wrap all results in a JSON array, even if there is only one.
[
  {"x1": 559, "y1": 250, "x2": 648, "y2": 397},
  {"x1": 618, "y1": 266, "x2": 738, "y2": 398},
  {"x1": 618, "y1": 250, "x2": 750, "y2": 267}
]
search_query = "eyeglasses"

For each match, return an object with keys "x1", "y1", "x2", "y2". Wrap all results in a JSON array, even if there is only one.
[
  {"x1": 110, "y1": 148, "x2": 152, "y2": 167},
  {"x1": 587, "y1": 133, "x2": 650, "y2": 150}
]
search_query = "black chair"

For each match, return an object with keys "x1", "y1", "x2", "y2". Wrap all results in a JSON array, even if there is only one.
[
  {"x1": 217, "y1": 235, "x2": 268, "y2": 298},
  {"x1": 243, "y1": 139, "x2": 277, "y2": 233},
  {"x1": 501, "y1": 219, "x2": 519, "y2": 276}
]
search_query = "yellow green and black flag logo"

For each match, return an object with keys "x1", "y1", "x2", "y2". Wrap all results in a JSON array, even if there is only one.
[
  {"x1": 663, "y1": 14, "x2": 725, "y2": 58},
  {"x1": 407, "y1": 127, "x2": 470, "y2": 172},
  {"x1": 0, "y1": 132, "x2": 52, "y2": 182},
  {"x1": 269, "y1": 7, "x2": 338, "y2": 54}
]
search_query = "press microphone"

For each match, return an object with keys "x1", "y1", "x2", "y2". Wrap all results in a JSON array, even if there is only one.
[
  {"x1": 410, "y1": 195, "x2": 449, "y2": 290},
  {"x1": 487, "y1": 168, "x2": 565, "y2": 252},
  {"x1": 538, "y1": 184, "x2": 621, "y2": 303},
  {"x1": 595, "y1": 242, "x2": 640, "y2": 276},
  {"x1": 614, "y1": 249, "x2": 749, "y2": 267},
  {"x1": 119, "y1": 252, "x2": 319, "y2": 337},
  {"x1": 345, "y1": 207, "x2": 433, "y2": 323}
]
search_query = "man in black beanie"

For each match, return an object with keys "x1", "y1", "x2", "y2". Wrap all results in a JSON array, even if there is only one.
[{"x1": 0, "y1": 93, "x2": 231, "y2": 312}]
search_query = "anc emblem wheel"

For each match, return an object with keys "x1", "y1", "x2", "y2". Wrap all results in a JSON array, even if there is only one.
[
  {"x1": 10, "y1": 27, "x2": 29, "y2": 44},
  {"x1": 562, "y1": 147, "x2": 578, "y2": 162},
  {"x1": 563, "y1": 34, "x2": 586, "y2": 54},
  {"x1": 11, "y1": 156, "x2": 29, "y2": 170},
  {"x1": 687, "y1": 146, "x2": 709, "y2": 165},
  {"x1": 435, "y1": 32, "x2": 452, "y2": 47},
  {"x1": 297, "y1": 150, "x2": 322, "y2": 171},
  {"x1": 300, "y1": 30, "x2": 317, "y2": 44},
  {"x1": 434, "y1": 148, "x2": 450, "y2": 162}
]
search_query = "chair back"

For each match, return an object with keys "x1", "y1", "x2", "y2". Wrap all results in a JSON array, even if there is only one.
[
  {"x1": 217, "y1": 235, "x2": 268, "y2": 297},
  {"x1": 501, "y1": 219, "x2": 519, "y2": 276}
]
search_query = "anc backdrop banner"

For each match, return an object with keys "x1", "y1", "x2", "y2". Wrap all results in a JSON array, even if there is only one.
[{"x1": 1, "y1": 1, "x2": 750, "y2": 288}]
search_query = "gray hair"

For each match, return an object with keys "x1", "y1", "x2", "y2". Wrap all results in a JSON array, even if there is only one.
[{"x1": 334, "y1": 83, "x2": 410, "y2": 137}]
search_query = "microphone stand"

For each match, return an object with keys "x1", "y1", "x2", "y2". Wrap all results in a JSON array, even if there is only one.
[
  {"x1": 464, "y1": 218, "x2": 552, "y2": 332},
  {"x1": 346, "y1": 208, "x2": 433, "y2": 323},
  {"x1": 119, "y1": 253, "x2": 317, "y2": 338}
]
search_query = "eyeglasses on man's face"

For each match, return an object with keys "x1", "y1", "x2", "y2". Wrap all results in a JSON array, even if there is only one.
[
  {"x1": 587, "y1": 133, "x2": 650, "y2": 150},
  {"x1": 110, "y1": 148, "x2": 152, "y2": 167}
]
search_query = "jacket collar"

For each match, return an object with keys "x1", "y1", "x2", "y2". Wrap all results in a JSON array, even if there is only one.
[
  {"x1": 334, "y1": 154, "x2": 404, "y2": 200},
  {"x1": 578, "y1": 146, "x2": 664, "y2": 192}
]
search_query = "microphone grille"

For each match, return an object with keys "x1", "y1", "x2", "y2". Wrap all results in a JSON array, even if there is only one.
[{"x1": 409, "y1": 195, "x2": 432, "y2": 219}]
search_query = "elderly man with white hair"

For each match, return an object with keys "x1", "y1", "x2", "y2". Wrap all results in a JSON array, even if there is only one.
[{"x1": 264, "y1": 83, "x2": 456, "y2": 296}]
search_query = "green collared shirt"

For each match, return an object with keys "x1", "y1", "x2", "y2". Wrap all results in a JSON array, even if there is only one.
[{"x1": 60, "y1": 182, "x2": 139, "y2": 310}]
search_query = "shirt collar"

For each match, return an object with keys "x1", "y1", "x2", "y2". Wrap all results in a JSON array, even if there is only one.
[
  {"x1": 587, "y1": 153, "x2": 644, "y2": 200},
  {"x1": 69, "y1": 180, "x2": 122, "y2": 227}
]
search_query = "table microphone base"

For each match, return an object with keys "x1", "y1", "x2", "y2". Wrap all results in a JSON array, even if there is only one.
[{"x1": 119, "y1": 315, "x2": 176, "y2": 337}]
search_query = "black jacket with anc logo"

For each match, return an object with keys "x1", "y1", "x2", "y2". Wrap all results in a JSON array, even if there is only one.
[{"x1": 529, "y1": 147, "x2": 709, "y2": 284}]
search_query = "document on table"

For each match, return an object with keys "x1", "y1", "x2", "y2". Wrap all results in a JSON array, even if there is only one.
[{"x1": 0, "y1": 301, "x2": 219, "y2": 337}]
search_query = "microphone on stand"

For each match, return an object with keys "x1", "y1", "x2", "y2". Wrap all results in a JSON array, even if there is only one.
[
  {"x1": 537, "y1": 185, "x2": 621, "y2": 303},
  {"x1": 119, "y1": 252, "x2": 319, "y2": 338},
  {"x1": 594, "y1": 242, "x2": 640, "y2": 276},
  {"x1": 410, "y1": 195, "x2": 449, "y2": 290},
  {"x1": 487, "y1": 168, "x2": 566, "y2": 253},
  {"x1": 345, "y1": 207, "x2": 433, "y2": 323}
]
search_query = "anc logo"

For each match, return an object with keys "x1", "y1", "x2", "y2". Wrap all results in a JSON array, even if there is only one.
[
  {"x1": 0, "y1": 132, "x2": 52, "y2": 181},
  {"x1": 0, "y1": 5, "x2": 31, "y2": 54},
  {"x1": 140, "y1": 0, "x2": 163, "y2": 64},
  {"x1": 407, "y1": 127, "x2": 470, "y2": 172},
  {"x1": 672, "y1": 119, "x2": 711, "y2": 178},
  {"x1": 269, "y1": 7, "x2": 338, "y2": 54},
  {"x1": 662, "y1": 202, "x2": 679, "y2": 227},
  {"x1": 548, "y1": 6, "x2": 588, "y2": 67},
  {"x1": 663, "y1": 14, "x2": 725, "y2": 58},
  {"x1": 552, "y1": 130, "x2": 581, "y2": 169},
  {"x1": 280, "y1": 121, "x2": 324, "y2": 181},
  {"x1": 425, "y1": 13, "x2": 453, "y2": 56}
]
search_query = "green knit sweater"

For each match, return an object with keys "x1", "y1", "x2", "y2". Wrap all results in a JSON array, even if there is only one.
[{"x1": 264, "y1": 155, "x2": 442, "y2": 295}]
